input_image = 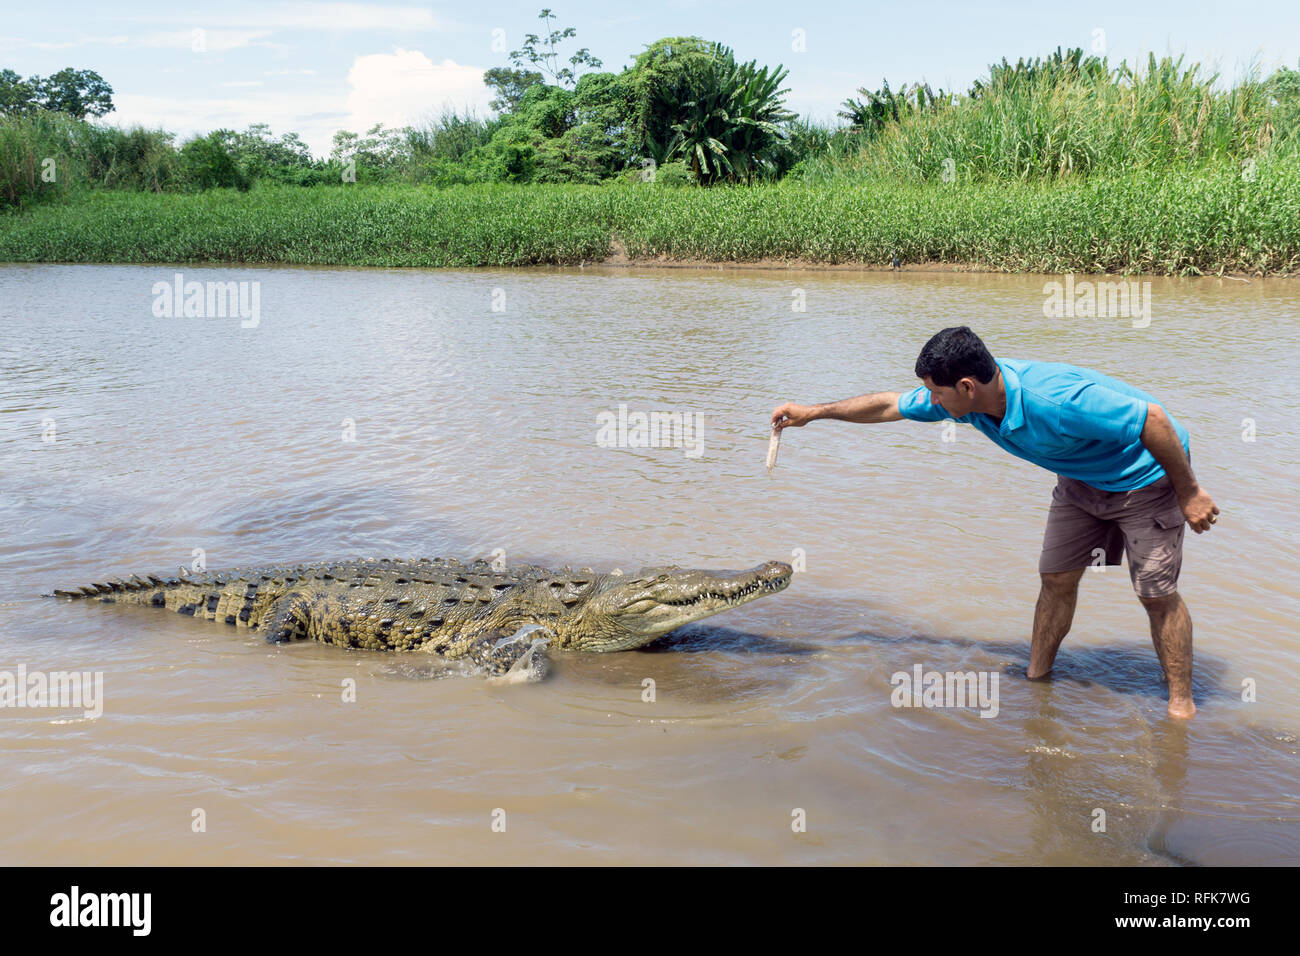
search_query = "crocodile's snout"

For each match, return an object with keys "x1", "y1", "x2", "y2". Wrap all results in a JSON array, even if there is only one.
[
  {"x1": 565, "y1": 560, "x2": 793, "y2": 652},
  {"x1": 644, "y1": 560, "x2": 792, "y2": 609}
]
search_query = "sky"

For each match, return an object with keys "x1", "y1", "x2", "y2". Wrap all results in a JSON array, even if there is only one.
[{"x1": 3, "y1": 1, "x2": 1299, "y2": 158}]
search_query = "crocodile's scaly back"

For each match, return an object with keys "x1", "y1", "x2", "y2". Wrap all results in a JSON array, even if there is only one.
[{"x1": 50, "y1": 556, "x2": 794, "y2": 676}]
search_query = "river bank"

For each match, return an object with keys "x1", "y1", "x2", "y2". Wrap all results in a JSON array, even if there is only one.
[{"x1": 3, "y1": 157, "x2": 1299, "y2": 276}]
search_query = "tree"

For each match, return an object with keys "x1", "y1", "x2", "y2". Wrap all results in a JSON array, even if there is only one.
[
  {"x1": 508, "y1": 8, "x2": 602, "y2": 89},
  {"x1": 227, "y1": 124, "x2": 313, "y2": 168},
  {"x1": 180, "y1": 131, "x2": 251, "y2": 190},
  {"x1": 34, "y1": 68, "x2": 114, "y2": 118},
  {"x1": 624, "y1": 37, "x2": 719, "y2": 165},
  {"x1": 483, "y1": 66, "x2": 544, "y2": 113},
  {"x1": 0, "y1": 69, "x2": 38, "y2": 114},
  {"x1": 664, "y1": 44, "x2": 795, "y2": 185},
  {"x1": 568, "y1": 70, "x2": 636, "y2": 172},
  {"x1": 330, "y1": 123, "x2": 412, "y2": 174}
]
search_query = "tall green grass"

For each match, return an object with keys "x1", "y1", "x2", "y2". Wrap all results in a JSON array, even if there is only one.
[
  {"x1": 801, "y1": 54, "x2": 1300, "y2": 183},
  {"x1": 2, "y1": 154, "x2": 1297, "y2": 274},
  {"x1": 0, "y1": 111, "x2": 178, "y2": 207}
]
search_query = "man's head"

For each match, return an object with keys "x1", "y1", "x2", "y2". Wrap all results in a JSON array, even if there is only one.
[{"x1": 914, "y1": 326, "x2": 999, "y2": 417}]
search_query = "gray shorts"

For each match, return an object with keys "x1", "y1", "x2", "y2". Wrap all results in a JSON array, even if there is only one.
[{"x1": 1038, "y1": 474, "x2": 1186, "y2": 597}]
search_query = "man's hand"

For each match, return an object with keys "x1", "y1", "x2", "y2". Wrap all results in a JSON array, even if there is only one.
[
  {"x1": 771, "y1": 402, "x2": 817, "y2": 430},
  {"x1": 1181, "y1": 486, "x2": 1220, "y2": 534}
]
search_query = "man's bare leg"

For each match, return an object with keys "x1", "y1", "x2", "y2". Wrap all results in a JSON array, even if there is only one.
[
  {"x1": 1028, "y1": 569, "x2": 1085, "y2": 679},
  {"x1": 1139, "y1": 591, "x2": 1195, "y2": 719}
]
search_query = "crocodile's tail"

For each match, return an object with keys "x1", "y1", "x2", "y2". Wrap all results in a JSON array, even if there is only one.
[{"x1": 48, "y1": 569, "x2": 273, "y2": 629}]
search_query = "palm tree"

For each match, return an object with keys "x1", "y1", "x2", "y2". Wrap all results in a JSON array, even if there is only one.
[{"x1": 665, "y1": 44, "x2": 795, "y2": 185}]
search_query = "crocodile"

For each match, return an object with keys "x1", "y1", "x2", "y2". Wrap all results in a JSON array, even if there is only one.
[{"x1": 49, "y1": 557, "x2": 793, "y2": 678}]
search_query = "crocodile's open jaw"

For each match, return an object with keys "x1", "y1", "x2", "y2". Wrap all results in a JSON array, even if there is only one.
[{"x1": 567, "y1": 560, "x2": 793, "y2": 651}]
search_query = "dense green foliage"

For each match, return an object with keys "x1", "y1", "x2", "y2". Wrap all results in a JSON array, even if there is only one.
[
  {"x1": 4, "y1": 24, "x2": 1300, "y2": 274},
  {"x1": 0, "y1": 67, "x2": 114, "y2": 118},
  {"x1": 662, "y1": 43, "x2": 794, "y2": 184},
  {"x1": 0, "y1": 111, "x2": 180, "y2": 204},
  {"x1": 1, "y1": 19, "x2": 802, "y2": 205},
  {"x1": 0, "y1": 112, "x2": 350, "y2": 205},
  {"x1": 804, "y1": 48, "x2": 1300, "y2": 183},
  {"x1": 3, "y1": 154, "x2": 1297, "y2": 275}
]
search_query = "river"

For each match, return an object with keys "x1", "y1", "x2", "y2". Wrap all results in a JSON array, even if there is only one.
[{"x1": 0, "y1": 262, "x2": 1296, "y2": 864}]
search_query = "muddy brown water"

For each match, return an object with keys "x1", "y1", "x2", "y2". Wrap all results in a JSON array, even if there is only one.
[{"x1": 0, "y1": 262, "x2": 1296, "y2": 865}]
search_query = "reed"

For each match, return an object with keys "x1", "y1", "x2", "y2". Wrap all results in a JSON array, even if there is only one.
[
  {"x1": 3, "y1": 153, "x2": 1297, "y2": 275},
  {"x1": 0, "y1": 112, "x2": 179, "y2": 207},
  {"x1": 800, "y1": 54, "x2": 1299, "y2": 184}
]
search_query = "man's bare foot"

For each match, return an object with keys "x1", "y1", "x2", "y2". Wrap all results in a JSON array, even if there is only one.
[
  {"x1": 1026, "y1": 668, "x2": 1053, "y2": 681},
  {"x1": 1167, "y1": 698, "x2": 1196, "y2": 719}
]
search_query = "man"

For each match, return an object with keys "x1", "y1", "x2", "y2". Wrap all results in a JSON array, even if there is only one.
[{"x1": 770, "y1": 326, "x2": 1218, "y2": 719}]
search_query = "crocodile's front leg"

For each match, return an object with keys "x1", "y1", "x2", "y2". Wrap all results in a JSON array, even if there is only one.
[{"x1": 463, "y1": 623, "x2": 552, "y2": 680}]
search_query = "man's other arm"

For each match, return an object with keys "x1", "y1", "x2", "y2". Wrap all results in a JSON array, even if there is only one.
[{"x1": 1141, "y1": 403, "x2": 1219, "y2": 534}]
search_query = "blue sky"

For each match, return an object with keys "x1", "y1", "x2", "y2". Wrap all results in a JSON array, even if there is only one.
[{"x1": 3, "y1": 1, "x2": 1298, "y2": 157}]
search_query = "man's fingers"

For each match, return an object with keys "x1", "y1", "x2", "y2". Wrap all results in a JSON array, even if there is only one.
[{"x1": 771, "y1": 405, "x2": 806, "y2": 429}]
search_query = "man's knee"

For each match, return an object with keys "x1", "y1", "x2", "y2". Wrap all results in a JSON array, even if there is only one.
[
  {"x1": 1039, "y1": 568, "x2": 1084, "y2": 598},
  {"x1": 1139, "y1": 590, "x2": 1182, "y2": 616}
]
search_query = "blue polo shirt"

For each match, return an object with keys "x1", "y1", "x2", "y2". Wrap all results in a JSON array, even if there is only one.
[{"x1": 898, "y1": 358, "x2": 1190, "y2": 491}]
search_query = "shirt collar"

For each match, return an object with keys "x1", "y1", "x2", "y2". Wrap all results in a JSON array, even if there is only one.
[{"x1": 995, "y1": 359, "x2": 1025, "y2": 434}]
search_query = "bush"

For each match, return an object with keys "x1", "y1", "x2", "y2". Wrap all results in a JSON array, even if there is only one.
[
  {"x1": 179, "y1": 132, "x2": 251, "y2": 191},
  {"x1": 651, "y1": 159, "x2": 693, "y2": 186},
  {"x1": 0, "y1": 111, "x2": 180, "y2": 206}
]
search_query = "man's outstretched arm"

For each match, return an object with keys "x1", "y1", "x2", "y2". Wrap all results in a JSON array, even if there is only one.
[
  {"x1": 1141, "y1": 403, "x2": 1219, "y2": 534},
  {"x1": 772, "y1": 393, "x2": 905, "y2": 429}
]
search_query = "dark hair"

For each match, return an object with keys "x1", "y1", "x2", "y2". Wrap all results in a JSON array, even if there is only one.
[{"x1": 914, "y1": 326, "x2": 997, "y2": 387}]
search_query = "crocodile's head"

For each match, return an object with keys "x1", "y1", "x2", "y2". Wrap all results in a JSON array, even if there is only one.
[{"x1": 556, "y1": 560, "x2": 793, "y2": 652}]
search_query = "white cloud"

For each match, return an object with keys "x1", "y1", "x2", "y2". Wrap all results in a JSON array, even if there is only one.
[
  {"x1": 342, "y1": 48, "x2": 492, "y2": 134},
  {"x1": 93, "y1": 46, "x2": 492, "y2": 159}
]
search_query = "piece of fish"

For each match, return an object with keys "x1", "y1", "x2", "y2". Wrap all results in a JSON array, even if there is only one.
[{"x1": 766, "y1": 425, "x2": 781, "y2": 474}]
